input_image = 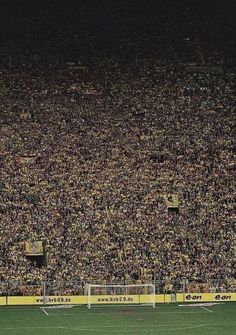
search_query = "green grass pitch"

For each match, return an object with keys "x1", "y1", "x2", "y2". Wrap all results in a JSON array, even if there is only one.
[{"x1": 0, "y1": 303, "x2": 235, "y2": 334}]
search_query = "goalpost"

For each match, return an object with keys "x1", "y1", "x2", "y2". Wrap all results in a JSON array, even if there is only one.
[{"x1": 86, "y1": 284, "x2": 155, "y2": 309}]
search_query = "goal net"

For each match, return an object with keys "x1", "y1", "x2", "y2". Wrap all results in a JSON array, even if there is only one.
[{"x1": 86, "y1": 284, "x2": 155, "y2": 309}]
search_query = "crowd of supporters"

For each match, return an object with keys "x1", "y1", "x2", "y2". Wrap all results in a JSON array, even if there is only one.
[{"x1": 0, "y1": 54, "x2": 235, "y2": 294}]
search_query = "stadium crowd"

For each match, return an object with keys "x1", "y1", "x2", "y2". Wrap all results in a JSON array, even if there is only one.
[{"x1": 0, "y1": 55, "x2": 235, "y2": 295}]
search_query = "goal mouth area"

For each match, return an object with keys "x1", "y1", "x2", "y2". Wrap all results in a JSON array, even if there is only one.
[{"x1": 86, "y1": 284, "x2": 156, "y2": 309}]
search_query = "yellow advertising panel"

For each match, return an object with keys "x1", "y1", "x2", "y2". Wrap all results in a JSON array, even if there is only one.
[
  {"x1": 89, "y1": 295, "x2": 140, "y2": 305},
  {"x1": 177, "y1": 293, "x2": 236, "y2": 303},
  {"x1": 176, "y1": 293, "x2": 185, "y2": 302},
  {"x1": 5, "y1": 293, "x2": 236, "y2": 306},
  {"x1": 7, "y1": 296, "x2": 86, "y2": 305},
  {"x1": 154, "y1": 294, "x2": 171, "y2": 303},
  {"x1": 44, "y1": 296, "x2": 85, "y2": 305},
  {"x1": 0, "y1": 297, "x2": 6, "y2": 305},
  {"x1": 8, "y1": 296, "x2": 42, "y2": 305},
  {"x1": 25, "y1": 241, "x2": 44, "y2": 256}
]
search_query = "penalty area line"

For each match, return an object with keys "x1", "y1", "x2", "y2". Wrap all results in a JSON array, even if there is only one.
[
  {"x1": 41, "y1": 308, "x2": 49, "y2": 316},
  {"x1": 201, "y1": 307, "x2": 213, "y2": 313}
]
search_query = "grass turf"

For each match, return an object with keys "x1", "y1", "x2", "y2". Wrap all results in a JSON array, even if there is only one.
[{"x1": 0, "y1": 303, "x2": 235, "y2": 335}]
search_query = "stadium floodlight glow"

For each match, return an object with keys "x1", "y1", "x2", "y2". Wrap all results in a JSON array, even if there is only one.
[{"x1": 86, "y1": 283, "x2": 155, "y2": 309}]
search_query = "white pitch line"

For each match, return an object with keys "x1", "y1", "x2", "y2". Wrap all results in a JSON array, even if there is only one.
[
  {"x1": 1, "y1": 324, "x2": 236, "y2": 332},
  {"x1": 0, "y1": 325, "x2": 203, "y2": 332},
  {"x1": 47, "y1": 311, "x2": 209, "y2": 316},
  {"x1": 201, "y1": 306, "x2": 213, "y2": 313},
  {"x1": 41, "y1": 308, "x2": 49, "y2": 315},
  {"x1": 49, "y1": 313, "x2": 74, "y2": 316}
]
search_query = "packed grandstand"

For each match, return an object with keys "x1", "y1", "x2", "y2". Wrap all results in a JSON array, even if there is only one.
[{"x1": 0, "y1": 59, "x2": 235, "y2": 294}]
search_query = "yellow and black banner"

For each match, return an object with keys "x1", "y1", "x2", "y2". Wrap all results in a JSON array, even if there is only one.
[
  {"x1": 4, "y1": 293, "x2": 236, "y2": 306},
  {"x1": 177, "y1": 293, "x2": 236, "y2": 302},
  {"x1": 0, "y1": 297, "x2": 6, "y2": 305},
  {"x1": 163, "y1": 194, "x2": 180, "y2": 208},
  {"x1": 93, "y1": 295, "x2": 139, "y2": 304},
  {"x1": 24, "y1": 241, "x2": 44, "y2": 256}
]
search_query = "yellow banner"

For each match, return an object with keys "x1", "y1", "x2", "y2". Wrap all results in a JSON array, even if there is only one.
[
  {"x1": 7, "y1": 296, "x2": 86, "y2": 305},
  {"x1": 8, "y1": 296, "x2": 42, "y2": 305},
  {"x1": 156, "y1": 294, "x2": 171, "y2": 303},
  {"x1": 25, "y1": 241, "x2": 44, "y2": 256},
  {"x1": 0, "y1": 297, "x2": 6, "y2": 305},
  {"x1": 177, "y1": 292, "x2": 236, "y2": 302},
  {"x1": 90, "y1": 295, "x2": 140, "y2": 304},
  {"x1": 163, "y1": 194, "x2": 180, "y2": 208},
  {"x1": 44, "y1": 296, "x2": 86, "y2": 305},
  {"x1": 5, "y1": 293, "x2": 236, "y2": 306}
]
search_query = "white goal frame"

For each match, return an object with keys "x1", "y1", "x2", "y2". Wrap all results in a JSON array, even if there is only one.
[{"x1": 86, "y1": 283, "x2": 155, "y2": 309}]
